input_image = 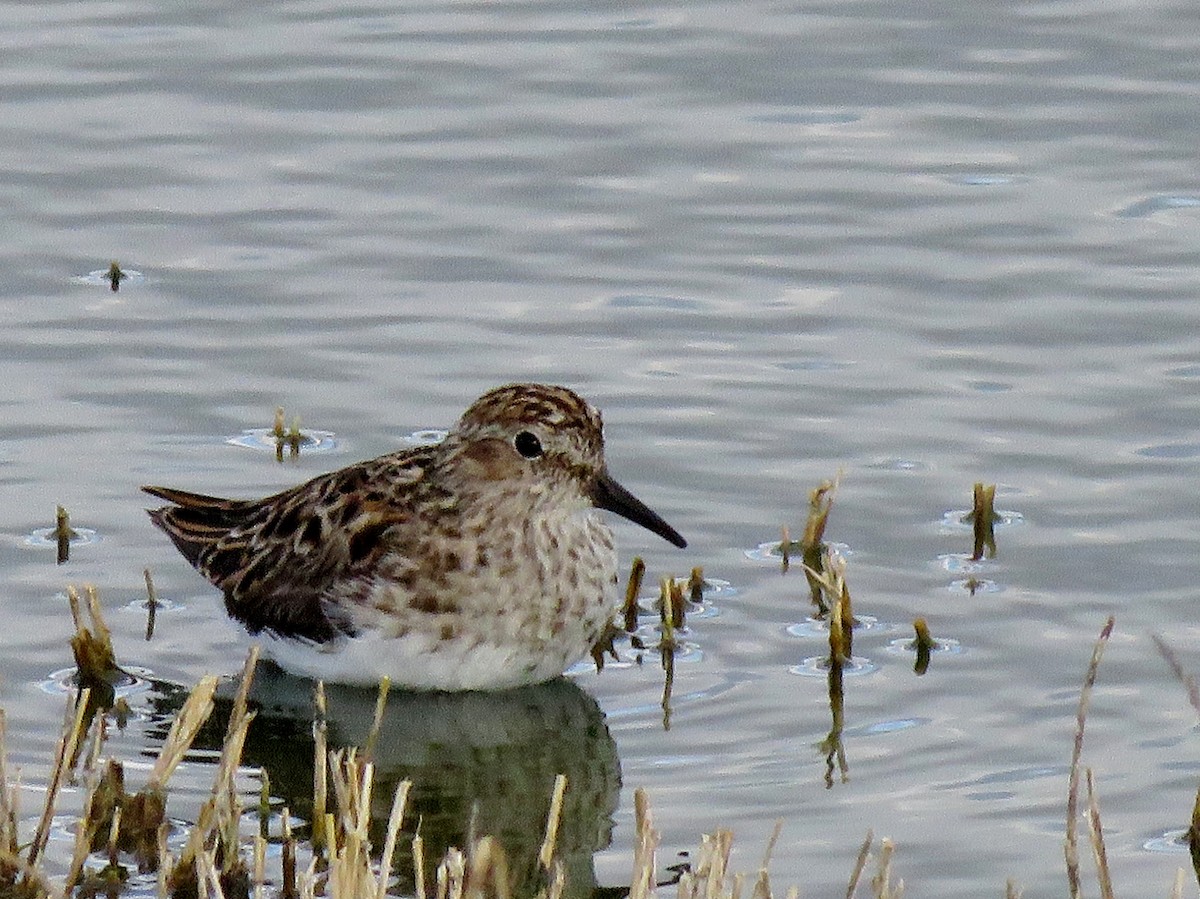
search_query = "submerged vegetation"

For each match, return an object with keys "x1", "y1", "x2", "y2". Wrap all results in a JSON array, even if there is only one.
[
  {"x1": 271, "y1": 408, "x2": 307, "y2": 462},
  {"x1": 967, "y1": 482, "x2": 998, "y2": 561},
  {"x1": 106, "y1": 262, "x2": 124, "y2": 292},
  {"x1": 55, "y1": 507, "x2": 76, "y2": 566}
]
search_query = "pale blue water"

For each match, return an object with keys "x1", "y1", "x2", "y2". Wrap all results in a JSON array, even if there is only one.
[{"x1": 5, "y1": 0, "x2": 1200, "y2": 895}]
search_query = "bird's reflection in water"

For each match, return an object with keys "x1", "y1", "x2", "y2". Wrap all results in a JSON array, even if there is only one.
[{"x1": 155, "y1": 663, "x2": 621, "y2": 897}]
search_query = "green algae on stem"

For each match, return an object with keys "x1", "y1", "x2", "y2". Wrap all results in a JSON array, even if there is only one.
[
  {"x1": 656, "y1": 577, "x2": 680, "y2": 731},
  {"x1": 686, "y1": 566, "x2": 706, "y2": 605},
  {"x1": 786, "y1": 476, "x2": 839, "y2": 613},
  {"x1": 287, "y1": 415, "x2": 303, "y2": 457},
  {"x1": 107, "y1": 261, "x2": 125, "y2": 292},
  {"x1": 967, "y1": 482, "x2": 998, "y2": 560},
  {"x1": 623, "y1": 556, "x2": 645, "y2": 633},
  {"x1": 589, "y1": 622, "x2": 621, "y2": 671},
  {"x1": 820, "y1": 576, "x2": 850, "y2": 785},
  {"x1": 271, "y1": 408, "x2": 308, "y2": 461},
  {"x1": 68, "y1": 585, "x2": 126, "y2": 712},
  {"x1": 912, "y1": 618, "x2": 935, "y2": 676},
  {"x1": 801, "y1": 545, "x2": 854, "y2": 787},
  {"x1": 56, "y1": 505, "x2": 76, "y2": 565},
  {"x1": 804, "y1": 549, "x2": 856, "y2": 661},
  {"x1": 803, "y1": 480, "x2": 838, "y2": 613},
  {"x1": 667, "y1": 576, "x2": 685, "y2": 631}
]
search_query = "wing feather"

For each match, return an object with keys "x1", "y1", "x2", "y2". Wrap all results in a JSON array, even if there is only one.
[{"x1": 143, "y1": 446, "x2": 436, "y2": 640}]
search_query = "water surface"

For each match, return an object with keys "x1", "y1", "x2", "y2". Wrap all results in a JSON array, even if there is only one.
[{"x1": 4, "y1": 0, "x2": 1200, "y2": 895}]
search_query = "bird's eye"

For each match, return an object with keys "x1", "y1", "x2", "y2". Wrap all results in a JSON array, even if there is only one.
[{"x1": 514, "y1": 430, "x2": 543, "y2": 459}]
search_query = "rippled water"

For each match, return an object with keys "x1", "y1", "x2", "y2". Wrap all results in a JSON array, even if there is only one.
[{"x1": 5, "y1": 0, "x2": 1200, "y2": 895}]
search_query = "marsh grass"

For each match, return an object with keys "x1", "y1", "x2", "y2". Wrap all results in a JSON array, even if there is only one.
[
  {"x1": 966, "y1": 482, "x2": 997, "y2": 561},
  {"x1": 271, "y1": 408, "x2": 307, "y2": 462},
  {"x1": 4, "y1": 584, "x2": 832, "y2": 899},
  {"x1": 910, "y1": 619, "x2": 934, "y2": 677},
  {"x1": 796, "y1": 478, "x2": 838, "y2": 611},
  {"x1": 106, "y1": 262, "x2": 124, "y2": 292},
  {"x1": 55, "y1": 507, "x2": 76, "y2": 566},
  {"x1": 5, "y1": 580, "x2": 1197, "y2": 898}
]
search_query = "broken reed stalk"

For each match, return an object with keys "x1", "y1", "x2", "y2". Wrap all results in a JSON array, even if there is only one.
[
  {"x1": 658, "y1": 578, "x2": 678, "y2": 650},
  {"x1": 835, "y1": 572, "x2": 854, "y2": 662},
  {"x1": 780, "y1": 524, "x2": 791, "y2": 574},
  {"x1": 660, "y1": 645, "x2": 675, "y2": 733},
  {"x1": 288, "y1": 417, "x2": 303, "y2": 456},
  {"x1": 679, "y1": 829, "x2": 733, "y2": 897},
  {"x1": 806, "y1": 548, "x2": 853, "y2": 662},
  {"x1": 375, "y1": 779, "x2": 412, "y2": 899},
  {"x1": 68, "y1": 585, "x2": 121, "y2": 692},
  {"x1": 656, "y1": 578, "x2": 679, "y2": 731},
  {"x1": 257, "y1": 771, "x2": 272, "y2": 839},
  {"x1": 56, "y1": 505, "x2": 75, "y2": 565},
  {"x1": 273, "y1": 407, "x2": 287, "y2": 462},
  {"x1": 465, "y1": 835, "x2": 512, "y2": 899},
  {"x1": 363, "y1": 677, "x2": 392, "y2": 765},
  {"x1": 846, "y1": 830, "x2": 873, "y2": 899},
  {"x1": 628, "y1": 788, "x2": 658, "y2": 899},
  {"x1": 912, "y1": 618, "x2": 935, "y2": 676},
  {"x1": 870, "y1": 838, "x2": 901, "y2": 899},
  {"x1": 754, "y1": 820, "x2": 784, "y2": 898},
  {"x1": 438, "y1": 848, "x2": 466, "y2": 898},
  {"x1": 65, "y1": 717, "x2": 112, "y2": 893},
  {"x1": 27, "y1": 687, "x2": 91, "y2": 871},
  {"x1": 1065, "y1": 615, "x2": 1115, "y2": 899},
  {"x1": 968, "y1": 482, "x2": 998, "y2": 561},
  {"x1": 322, "y1": 748, "x2": 377, "y2": 899},
  {"x1": 144, "y1": 568, "x2": 159, "y2": 641},
  {"x1": 1171, "y1": 868, "x2": 1187, "y2": 899},
  {"x1": 1084, "y1": 769, "x2": 1114, "y2": 899},
  {"x1": 166, "y1": 668, "x2": 251, "y2": 898},
  {"x1": 802, "y1": 545, "x2": 853, "y2": 786},
  {"x1": 412, "y1": 832, "x2": 426, "y2": 899},
  {"x1": 667, "y1": 578, "x2": 685, "y2": 631},
  {"x1": 623, "y1": 557, "x2": 646, "y2": 633},
  {"x1": 312, "y1": 682, "x2": 329, "y2": 859},
  {"x1": 537, "y1": 774, "x2": 567, "y2": 879},
  {"x1": 800, "y1": 478, "x2": 839, "y2": 611},
  {"x1": 280, "y1": 810, "x2": 297, "y2": 899},
  {"x1": 149, "y1": 677, "x2": 218, "y2": 790}
]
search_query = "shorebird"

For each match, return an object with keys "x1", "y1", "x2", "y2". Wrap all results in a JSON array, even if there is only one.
[{"x1": 144, "y1": 383, "x2": 686, "y2": 690}]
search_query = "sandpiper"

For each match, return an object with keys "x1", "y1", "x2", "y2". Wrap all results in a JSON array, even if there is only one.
[{"x1": 144, "y1": 383, "x2": 686, "y2": 690}]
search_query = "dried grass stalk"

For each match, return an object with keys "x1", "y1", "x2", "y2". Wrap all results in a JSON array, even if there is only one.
[{"x1": 1065, "y1": 615, "x2": 1115, "y2": 899}]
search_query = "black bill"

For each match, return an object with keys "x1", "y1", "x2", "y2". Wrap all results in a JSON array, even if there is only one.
[{"x1": 592, "y1": 471, "x2": 687, "y2": 548}]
